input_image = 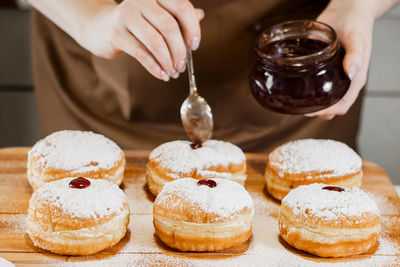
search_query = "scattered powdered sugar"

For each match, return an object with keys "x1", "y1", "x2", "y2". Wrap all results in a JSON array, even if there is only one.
[
  {"x1": 156, "y1": 178, "x2": 254, "y2": 221},
  {"x1": 366, "y1": 192, "x2": 400, "y2": 215},
  {"x1": 149, "y1": 140, "x2": 245, "y2": 175},
  {"x1": 29, "y1": 130, "x2": 123, "y2": 174},
  {"x1": 33, "y1": 177, "x2": 127, "y2": 219},
  {"x1": 70, "y1": 253, "x2": 195, "y2": 267},
  {"x1": 128, "y1": 216, "x2": 162, "y2": 253},
  {"x1": 269, "y1": 139, "x2": 362, "y2": 178},
  {"x1": 283, "y1": 183, "x2": 380, "y2": 220},
  {"x1": 1, "y1": 217, "x2": 25, "y2": 234},
  {"x1": 131, "y1": 254, "x2": 195, "y2": 267},
  {"x1": 376, "y1": 216, "x2": 400, "y2": 255},
  {"x1": 251, "y1": 190, "x2": 280, "y2": 218},
  {"x1": 375, "y1": 232, "x2": 400, "y2": 255},
  {"x1": 0, "y1": 257, "x2": 14, "y2": 267}
]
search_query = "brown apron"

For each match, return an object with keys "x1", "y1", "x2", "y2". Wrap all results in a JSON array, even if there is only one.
[{"x1": 31, "y1": 0, "x2": 362, "y2": 152}]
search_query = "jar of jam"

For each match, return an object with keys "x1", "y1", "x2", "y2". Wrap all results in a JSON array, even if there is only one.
[{"x1": 250, "y1": 20, "x2": 350, "y2": 114}]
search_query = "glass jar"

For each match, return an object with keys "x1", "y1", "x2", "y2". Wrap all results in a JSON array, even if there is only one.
[{"x1": 249, "y1": 20, "x2": 350, "y2": 114}]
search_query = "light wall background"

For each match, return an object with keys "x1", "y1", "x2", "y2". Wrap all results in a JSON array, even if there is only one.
[{"x1": 0, "y1": 7, "x2": 399, "y2": 183}]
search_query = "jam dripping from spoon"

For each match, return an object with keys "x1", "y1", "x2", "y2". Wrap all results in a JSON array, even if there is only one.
[
  {"x1": 69, "y1": 177, "x2": 91, "y2": 189},
  {"x1": 197, "y1": 179, "x2": 217, "y2": 188},
  {"x1": 322, "y1": 185, "x2": 344, "y2": 192},
  {"x1": 190, "y1": 142, "x2": 203, "y2": 149}
]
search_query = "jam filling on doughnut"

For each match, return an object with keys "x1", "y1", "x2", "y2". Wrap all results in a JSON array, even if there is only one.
[
  {"x1": 69, "y1": 177, "x2": 91, "y2": 189},
  {"x1": 322, "y1": 185, "x2": 344, "y2": 192},
  {"x1": 197, "y1": 179, "x2": 217, "y2": 188},
  {"x1": 190, "y1": 142, "x2": 203, "y2": 149}
]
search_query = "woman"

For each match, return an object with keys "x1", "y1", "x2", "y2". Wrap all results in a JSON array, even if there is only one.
[{"x1": 28, "y1": 0, "x2": 398, "y2": 151}]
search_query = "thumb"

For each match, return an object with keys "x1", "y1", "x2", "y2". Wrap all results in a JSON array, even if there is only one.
[{"x1": 340, "y1": 31, "x2": 365, "y2": 81}]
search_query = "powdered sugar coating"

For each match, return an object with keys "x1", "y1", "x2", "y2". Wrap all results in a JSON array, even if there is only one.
[
  {"x1": 269, "y1": 139, "x2": 362, "y2": 178},
  {"x1": 282, "y1": 183, "x2": 379, "y2": 220},
  {"x1": 156, "y1": 178, "x2": 254, "y2": 221},
  {"x1": 29, "y1": 130, "x2": 123, "y2": 174},
  {"x1": 32, "y1": 177, "x2": 128, "y2": 219},
  {"x1": 149, "y1": 140, "x2": 245, "y2": 175},
  {"x1": 0, "y1": 257, "x2": 14, "y2": 267}
]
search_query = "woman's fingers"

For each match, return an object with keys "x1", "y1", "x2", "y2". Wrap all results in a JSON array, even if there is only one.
[
  {"x1": 305, "y1": 75, "x2": 365, "y2": 119},
  {"x1": 195, "y1": 8, "x2": 205, "y2": 21},
  {"x1": 141, "y1": 4, "x2": 204, "y2": 74},
  {"x1": 320, "y1": 114, "x2": 335, "y2": 120},
  {"x1": 307, "y1": 76, "x2": 364, "y2": 118},
  {"x1": 125, "y1": 16, "x2": 177, "y2": 78},
  {"x1": 142, "y1": 4, "x2": 187, "y2": 74},
  {"x1": 111, "y1": 26, "x2": 170, "y2": 81},
  {"x1": 105, "y1": 0, "x2": 204, "y2": 81},
  {"x1": 158, "y1": 0, "x2": 202, "y2": 50},
  {"x1": 341, "y1": 30, "x2": 365, "y2": 81}
]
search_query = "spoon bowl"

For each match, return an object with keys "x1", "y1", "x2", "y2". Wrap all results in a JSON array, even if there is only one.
[
  {"x1": 180, "y1": 92, "x2": 213, "y2": 143},
  {"x1": 180, "y1": 49, "x2": 213, "y2": 143}
]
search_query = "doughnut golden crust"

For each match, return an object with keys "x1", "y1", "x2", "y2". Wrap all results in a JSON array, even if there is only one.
[
  {"x1": 265, "y1": 167, "x2": 362, "y2": 201},
  {"x1": 27, "y1": 130, "x2": 125, "y2": 190},
  {"x1": 265, "y1": 139, "x2": 363, "y2": 201},
  {"x1": 153, "y1": 178, "x2": 254, "y2": 251},
  {"x1": 146, "y1": 140, "x2": 247, "y2": 196},
  {"x1": 279, "y1": 183, "x2": 381, "y2": 258},
  {"x1": 27, "y1": 177, "x2": 130, "y2": 255}
]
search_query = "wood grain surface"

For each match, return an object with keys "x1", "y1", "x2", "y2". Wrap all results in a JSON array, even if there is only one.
[{"x1": 0, "y1": 147, "x2": 399, "y2": 266}]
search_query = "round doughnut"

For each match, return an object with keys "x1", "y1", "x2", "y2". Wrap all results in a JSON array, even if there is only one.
[
  {"x1": 266, "y1": 139, "x2": 362, "y2": 201},
  {"x1": 27, "y1": 177, "x2": 130, "y2": 255},
  {"x1": 27, "y1": 130, "x2": 125, "y2": 190},
  {"x1": 279, "y1": 183, "x2": 380, "y2": 257},
  {"x1": 146, "y1": 140, "x2": 247, "y2": 196},
  {"x1": 153, "y1": 178, "x2": 254, "y2": 251}
]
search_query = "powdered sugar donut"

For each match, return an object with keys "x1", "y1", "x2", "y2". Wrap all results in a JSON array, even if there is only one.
[
  {"x1": 266, "y1": 139, "x2": 362, "y2": 200},
  {"x1": 27, "y1": 130, "x2": 125, "y2": 190},
  {"x1": 27, "y1": 177, "x2": 130, "y2": 255},
  {"x1": 153, "y1": 178, "x2": 254, "y2": 251},
  {"x1": 146, "y1": 140, "x2": 247, "y2": 196},
  {"x1": 279, "y1": 183, "x2": 380, "y2": 257}
]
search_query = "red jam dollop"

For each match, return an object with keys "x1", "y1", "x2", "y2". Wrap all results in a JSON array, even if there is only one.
[
  {"x1": 197, "y1": 179, "x2": 217, "y2": 188},
  {"x1": 322, "y1": 185, "x2": 344, "y2": 192},
  {"x1": 69, "y1": 177, "x2": 91, "y2": 189},
  {"x1": 190, "y1": 142, "x2": 203, "y2": 149}
]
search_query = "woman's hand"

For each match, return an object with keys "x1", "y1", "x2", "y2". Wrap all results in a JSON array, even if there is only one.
[
  {"x1": 304, "y1": 0, "x2": 375, "y2": 120},
  {"x1": 28, "y1": 0, "x2": 204, "y2": 82},
  {"x1": 85, "y1": 0, "x2": 204, "y2": 81}
]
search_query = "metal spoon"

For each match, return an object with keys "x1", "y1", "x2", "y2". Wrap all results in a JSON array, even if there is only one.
[{"x1": 180, "y1": 49, "x2": 213, "y2": 143}]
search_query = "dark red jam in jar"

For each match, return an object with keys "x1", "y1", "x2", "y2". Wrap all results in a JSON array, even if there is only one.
[
  {"x1": 69, "y1": 177, "x2": 91, "y2": 189},
  {"x1": 250, "y1": 20, "x2": 350, "y2": 114},
  {"x1": 197, "y1": 179, "x2": 217, "y2": 188}
]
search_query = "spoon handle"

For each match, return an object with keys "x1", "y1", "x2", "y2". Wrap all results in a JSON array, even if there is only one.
[{"x1": 187, "y1": 49, "x2": 197, "y2": 94}]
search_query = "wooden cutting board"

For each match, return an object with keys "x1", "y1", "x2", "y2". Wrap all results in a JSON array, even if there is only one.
[{"x1": 0, "y1": 147, "x2": 400, "y2": 266}]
